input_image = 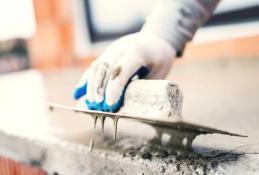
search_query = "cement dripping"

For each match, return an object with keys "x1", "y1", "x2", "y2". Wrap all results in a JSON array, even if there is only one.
[
  {"x1": 89, "y1": 138, "x2": 94, "y2": 152},
  {"x1": 92, "y1": 115, "x2": 98, "y2": 129},
  {"x1": 100, "y1": 116, "x2": 106, "y2": 133},
  {"x1": 90, "y1": 115, "x2": 119, "y2": 151},
  {"x1": 113, "y1": 117, "x2": 119, "y2": 140}
]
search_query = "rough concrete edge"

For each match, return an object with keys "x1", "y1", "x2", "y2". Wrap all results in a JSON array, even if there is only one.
[
  {"x1": 1, "y1": 129, "x2": 259, "y2": 175},
  {"x1": 0, "y1": 130, "x2": 161, "y2": 175}
]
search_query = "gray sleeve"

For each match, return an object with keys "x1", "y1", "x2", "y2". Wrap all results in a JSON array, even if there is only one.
[{"x1": 142, "y1": 0, "x2": 220, "y2": 56}]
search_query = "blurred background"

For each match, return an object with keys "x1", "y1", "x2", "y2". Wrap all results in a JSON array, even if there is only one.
[
  {"x1": 0, "y1": 0, "x2": 259, "y2": 174},
  {"x1": 0, "y1": 0, "x2": 259, "y2": 72}
]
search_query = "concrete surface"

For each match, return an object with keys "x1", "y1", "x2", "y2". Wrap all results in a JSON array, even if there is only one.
[{"x1": 0, "y1": 57, "x2": 259, "y2": 174}]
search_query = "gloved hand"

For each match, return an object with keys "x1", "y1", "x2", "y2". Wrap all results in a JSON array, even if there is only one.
[
  {"x1": 73, "y1": 0, "x2": 219, "y2": 112},
  {"x1": 73, "y1": 31, "x2": 176, "y2": 112}
]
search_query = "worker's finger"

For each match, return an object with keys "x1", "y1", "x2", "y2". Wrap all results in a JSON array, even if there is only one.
[
  {"x1": 90, "y1": 44, "x2": 124, "y2": 110},
  {"x1": 103, "y1": 53, "x2": 149, "y2": 112},
  {"x1": 85, "y1": 61, "x2": 99, "y2": 109},
  {"x1": 93, "y1": 62, "x2": 110, "y2": 104},
  {"x1": 73, "y1": 70, "x2": 89, "y2": 100}
]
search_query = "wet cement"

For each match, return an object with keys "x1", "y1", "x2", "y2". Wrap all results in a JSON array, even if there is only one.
[{"x1": 101, "y1": 135, "x2": 244, "y2": 174}]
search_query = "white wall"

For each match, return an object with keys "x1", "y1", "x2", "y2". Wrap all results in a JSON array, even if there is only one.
[{"x1": 0, "y1": 0, "x2": 36, "y2": 41}]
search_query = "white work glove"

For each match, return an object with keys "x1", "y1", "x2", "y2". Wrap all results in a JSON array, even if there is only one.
[
  {"x1": 73, "y1": 0, "x2": 219, "y2": 112},
  {"x1": 74, "y1": 31, "x2": 176, "y2": 112}
]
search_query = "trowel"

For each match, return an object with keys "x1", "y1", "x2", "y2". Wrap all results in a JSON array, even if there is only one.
[{"x1": 48, "y1": 80, "x2": 247, "y2": 150}]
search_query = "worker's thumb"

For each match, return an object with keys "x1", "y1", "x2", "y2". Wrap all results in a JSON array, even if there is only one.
[{"x1": 73, "y1": 70, "x2": 88, "y2": 100}]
